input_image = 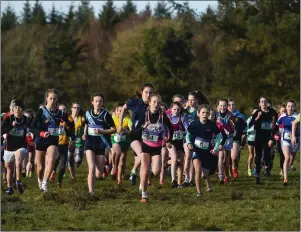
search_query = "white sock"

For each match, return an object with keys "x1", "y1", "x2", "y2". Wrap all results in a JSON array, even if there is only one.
[
  {"x1": 42, "y1": 180, "x2": 48, "y2": 186},
  {"x1": 131, "y1": 168, "x2": 136, "y2": 174},
  {"x1": 142, "y1": 191, "x2": 148, "y2": 199}
]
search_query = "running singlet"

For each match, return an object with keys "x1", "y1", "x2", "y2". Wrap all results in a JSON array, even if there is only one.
[
  {"x1": 249, "y1": 108, "x2": 278, "y2": 141},
  {"x1": 142, "y1": 111, "x2": 166, "y2": 147},
  {"x1": 59, "y1": 115, "x2": 74, "y2": 145},
  {"x1": 85, "y1": 109, "x2": 115, "y2": 149},
  {"x1": 187, "y1": 121, "x2": 226, "y2": 152},
  {"x1": 74, "y1": 116, "x2": 85, "y2": 147},
  {"x1": 167, "y1": 114, "x2": 185, "y2": 141},
  {"x1": 1, "y1": 115, "x2": 31, "y2": 151},
  {"x1": 31, "y1": 106, "x2": 75, "y2": 144},
  {"x1": 216, "y1": 111, "x2": 235, "y2": 137},
  {"x1": 126, "y1": 98, "x2": 148, "y2": 129},
  {"x1": 183, "y1": 106, "x2": 198, "y2": 129},
  {"x1": 135, "y1": 110, "x2": 174, "y2": 148},
  {"x1": 276, "y1": 113, "x2": 299, "y2": 144},
  {"x1": 112, "y1": 115, "x2": 132, "y2": 143}
]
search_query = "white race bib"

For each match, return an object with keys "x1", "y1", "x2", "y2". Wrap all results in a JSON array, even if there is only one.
[
  {"x1": 114, "y1": 134, "x2": 127, "y2": 142},
  {"x1": 173, "y1": 131, "x2": 184, "y2": 140},
  {"x1": 142, "y1": 133, "x2": 159, "y2": 143},
  {"x1": 48, "y1": 126, "x2": 60, "y2": 136},
  {"x1": 194, "y1": 138, "x2": 209, "y2": 150},
  {"x1": 9, "y1": 128, "x2": 24, "y2": 137},
  {"x1": 261, "y1": 122, "x2": 272, "y2": 130},
  {"x1": 284, "y1": 132, "x2": 291, "y2": 140}
]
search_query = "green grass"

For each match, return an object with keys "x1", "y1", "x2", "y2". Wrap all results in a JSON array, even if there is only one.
[{"x1": 1, "y1": 149, "x2": 300, "y2": 231}]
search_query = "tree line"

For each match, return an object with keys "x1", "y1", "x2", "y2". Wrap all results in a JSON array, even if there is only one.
[{"x1": 1, "y1": 0, "x2": 300, "y2": 113}]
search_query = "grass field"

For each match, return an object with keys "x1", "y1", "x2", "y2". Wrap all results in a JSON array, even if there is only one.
[{"x1": 1, "y1": 149, "x2": 300, "y2": 231}]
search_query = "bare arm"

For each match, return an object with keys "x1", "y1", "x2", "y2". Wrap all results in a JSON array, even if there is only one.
[{"x1": 118, "y1": 104, "x2": 128, "y2": 133}]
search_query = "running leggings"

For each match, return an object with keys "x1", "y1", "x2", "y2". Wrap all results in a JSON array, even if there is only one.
[
  {"x1": 53, "y1": 145, "x2": 68, "y2": 184},
  {"x1": 255, "y1": 139, "x2": 271, "y2": 175}
]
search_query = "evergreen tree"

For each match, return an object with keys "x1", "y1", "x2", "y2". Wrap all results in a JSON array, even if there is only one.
[
  {"x1": 49, "y1": 4, "x2": 58, "y2": 25},
  {"x1": 154, "y1": 1, "x2": 171, "y2": 19},
  {"x1": 1, "y1": 5, "x2": 18, "y2": 32},
  {"x1": 98, "y1": 0, "x2": 120, "y2": 29},
  {"x1": 75, "y1": 0, "x2": 94, "y2": 28},
  {"x1": 120, "y1": 0, "x2": 137, "y2": 20},
  {"x1": 32, "y1": 0, "x2": 46, "y2": 25},
  {"x1": 22, "y1": 0, "x2": 32, "y2": 24}
]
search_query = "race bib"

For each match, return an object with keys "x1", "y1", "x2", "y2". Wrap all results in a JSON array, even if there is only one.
[
  {"x1": 173, "y1": 131, "x2": 184, "y2": 140},
  {"x1": 59, "y1": 126, "x2": 66, "y2": 135},
  {"x1": 261, "y1": 122, "x2": 272, "y2": 130},
  {"x1": 75, "y1": 136, "x2": 82, "y2": 144},
  {"x1": 284, "y1": 132, "x2": 291, "y2": 140},
  {"x1": 9, "y1": 128, "x2": 25, "y2": 137},
  {"x1": 48, "y1": 126, "x2": 60, "y2": 136},
  {"x1": 194, "y1": 137, "x2": 209, "y2": 150},
  {"x1": 142, "y1": 132, "x2": 159, "y2": 143},
  {"x1": 114, "y1": 133, "x2": 127, "y2": 142}
]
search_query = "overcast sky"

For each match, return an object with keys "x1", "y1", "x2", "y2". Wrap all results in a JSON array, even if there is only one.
[{"x1": 1, "y1": 1, "x2": 218, "y2": 17}]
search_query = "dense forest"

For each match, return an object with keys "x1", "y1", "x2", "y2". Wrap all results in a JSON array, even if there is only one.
[{"x1": 1, "y1": 0, "x2": 300, "y2": 113}]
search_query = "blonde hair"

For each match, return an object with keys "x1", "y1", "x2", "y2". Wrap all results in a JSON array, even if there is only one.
[{"x1": 44, "y1": 88, "x2": 60, "y2": 106}]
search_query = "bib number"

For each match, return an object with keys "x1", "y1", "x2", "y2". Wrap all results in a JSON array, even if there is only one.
[
  {"x1": 9, "y1": 128, "x2": 24, "y2": 137},
  {"x1": 114, "y1": 134, "x2": 127, "y2": 142},
  {"x1": 75, "y1": 137, "x2": 82, "y2": 144},
  {"x1": 173, "y1": 131, "x2": 183, "y2": 140},
  {"x1": 88, "y1": 127, "x2": 102, "y2": 136},
  {"x1": 261, "y1": 122, "x2": 272, "y2": 130},
  {"x1": 142, "y1": 133, "x2": 159, "y2": 143},
  {"x1": 48, "y1": 126, "x2": 61, "y2": 136},
  {"x1": 284, "y1": 132, "x2": 291, "y2": 140},
  {"x1": 194, "y1": 138, "x2": 209, "y2": 150}
]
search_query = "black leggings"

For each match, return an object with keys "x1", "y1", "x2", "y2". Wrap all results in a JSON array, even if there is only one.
[
  {"x1": 53, "y1": 145, "x2": 68, "y2": 184},
  {"x1": 277, "y1": 140, "x2": 285, "y2": 170},
  {"x1": 255, "y1": 139, "x2": 271, "y2": 175}
]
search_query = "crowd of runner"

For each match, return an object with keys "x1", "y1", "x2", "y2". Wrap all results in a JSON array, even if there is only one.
[{"x1": 1, "y1": 84, "x2": 300, "y2": 203}]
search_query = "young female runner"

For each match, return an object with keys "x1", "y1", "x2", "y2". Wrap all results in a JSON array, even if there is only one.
[
  {"x1": 82, "y1": 92, "x2": 116, "y2": 194},
  {"x1": 133, "y1": 94, "x2": 173, "y2": 202},
  {"x1": 186, "y1": 105, "x2": 226, "y2": 196},
  {"x1": 31, "y1": 89, "x2": 75, "y2": 192},
  {"x1": 118, "y1": 83, "x2": 154, "y2": 185}
]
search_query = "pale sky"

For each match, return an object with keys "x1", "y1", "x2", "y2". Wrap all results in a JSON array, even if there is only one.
[{"x1": 1, "y1": 1, "x2": 217, "y2": 17}]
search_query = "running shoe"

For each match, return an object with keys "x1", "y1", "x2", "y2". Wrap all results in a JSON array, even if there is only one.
[
  {"x1": 182, "y1": 180, "x2": 190, "y2": 188},
  {"x1": 16, "y1": 181, "x2": 24, "y2": 194},
  {"x1": 41, "y1": 182, "x2": 48, "y2": 193},
  {"x1": 219, "y1": 179, "x2": 224, "y2": 184},
  {"x1": 196, "y1": 193, "x2": 203, "y2": 197},
  {"x1": 6, "y1": 187, "x2": 14, "y2": 195},
  {"x1": 129, "y1": 173, "x2": 136, "y2": 185},
  {"x1": 206, "y1": 187, "x2": 212, "y2": 192},
  {"x1": 253, "y1": 168, "x2": 257, "y2": 176},
  {"x1": 248, "y1": 168, "x2": 252, "y2": 177},
  {"x1": 171, "y1": 180, "x2": 178, "y2": 188},
  {"x1": 140, "y1": 198, "x2": 148, "y2": 203},
  {"x1": 189, "y1": 181, "x2": 195, "y2": 187},
  {"x1": 111, "y1": 169, "x2": 117, "y2": 180},
  {"x1": 224, "y1": 177, "x2": 229, "y2": 184},
  {"x1": 49, "y1": 171, "x2": 56, "y2": 183},
  {"x1": 232, "y1": 168, "x2": 238, "y2": 179},
  {"x1": 256, "y1": 177, "x2": 261, "y2": 184},
  {"x1": 264, "y1": 167, "x2": 270, "y2": 177},
  {"x1": 280, "y1": 169, "x2": 283, "y2": 176},
  {"x1": 177, "y1": 184, "x2": 183, "y2": 188},
  {"x1": 283, "y1": 179, "x2": 288, "y2": 187}
]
